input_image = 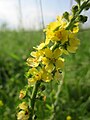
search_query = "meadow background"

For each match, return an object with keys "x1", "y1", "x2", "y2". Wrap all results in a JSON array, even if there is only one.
[{"x1": 0, "y1": 0, "x2": 90, "y2": 120}]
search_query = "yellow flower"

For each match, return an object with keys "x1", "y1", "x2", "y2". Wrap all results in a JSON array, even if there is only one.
[
  {"x1": 28, "y1": 67, "x2": 52, "y2": 83},
  {"x1": 66, "y1": 115, "x2": 72, "y2": 120},
  {"x1": 44, "y1": 20, "x2": 60, "y2": 32},
  {"x1": 53, "y1": 29, "x2": 68, "y2": 44},
  {"x1": 28, "y1": 78, "x2": 36, "y2": 86},
  {"x1": 72, "y1": 25, "x2": 79, "y2": 33},
  {"x1": 17, "y1": 110, "x2": 29, "y2": 120},
  {"x1": 57, "y1": 16, "x2": 67, "y2": 28},
  {"x1": 19, "y1": 102, "x2": 28, "y2": 110},
  {"x1": 67, "y1": 33, "x2": 80, "y2": 53},
  {"x1": 42, "y1": 48, "x2": 64, "y2": 72},
  {"x1": 27, "y1": 57, "x2": 39, "y2": 67},
  {"x1": 55, "y1": 58, "x2": 64, "y2": 70},
  {"x1": 41, "y1": 68, "x2": 52, "y2": 82},
  {"x1": 45, "y1": 28, "x2": 68, "y2": 44},
  {"x1": 27, "y1": 50, "x2": 43, "y2": 67},
  {"x1": 27, "y1": 68, "x2": 42, "y2": 85},
  {"x1": 71, "y1": 22, "x2": 79, "y2": 33},
  {"x1": 19, "y1": 90, "x2": 26, "y2": 99},
  {"x1": 0, "y1": 100, "x2": 3, "y2": 107},
  {"x1": 44, "y1": 16, "x2": 68, "y2": 44}
]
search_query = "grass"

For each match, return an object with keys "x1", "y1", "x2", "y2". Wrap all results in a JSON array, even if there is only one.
[{"x1": 0, "y1": 29, "x2": 90, "y2": 120}]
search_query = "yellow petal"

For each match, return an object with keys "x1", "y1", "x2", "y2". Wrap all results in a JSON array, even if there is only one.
[
  {"x1": 19, "y1": 102, "x2": 28, "y2": 110},
  {"x1": 44, "y1": 48, "x2": 52, "y2": 58},
  {"x1": 27, "y1": 58, "x2": 39, "y2": 67},
  {"x1": 67, "y1": 46, "x2": 77, "y2": 53},
  {"x1": 42, "y1": 57, "x2": 49, "y2": 65},
  {"x1": 17, "y1": 110, "x2": 29, "y2": 120},
  {"x1": 42, "y1": 72, "x2": 52, "y2": 82},
  {"x1": 55, "y1": 58, "x2": 64, "y2": 69},
  {"x1": 37, "y1": 42, "x2": 46, "y2": 50},
  {"x1": 45, "y1": 63, "x2": 54, "y2": 72},
  {"x1": 62, "y1": 49, "x2": 69, "y2": 55},
  {"x1": 19, "y1": 90, "x2": 26, "y2": 99},
  {"x1": 53, "y1": 48, "x2": 62, "y2": 58},
  {"x1": 45, "y1": 38, "x2": 50, "y2": 45}
]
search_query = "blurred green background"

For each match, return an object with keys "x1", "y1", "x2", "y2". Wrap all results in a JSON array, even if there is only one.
[{"x1": 0, "y1": 29, "x2": 90, "y2": 120}]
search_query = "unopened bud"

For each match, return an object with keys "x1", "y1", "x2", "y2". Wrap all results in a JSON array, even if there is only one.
[
  {"x1": 63, "y1": 12, "x2": 69, "y2": 20},
  {"x1": 78, "y1": 15, "x2": 88, "y2": 23},
  {"x1": 72, "y1": 5, "x2": 78, "y2": 15}
]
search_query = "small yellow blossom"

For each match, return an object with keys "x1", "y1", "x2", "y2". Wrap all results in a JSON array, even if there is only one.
[
  {"x1": 45, "y1": 29, "x2": 68, "y2": 44},
  {"x1": 28, "y1": 67, "x2": 52, "y2": 84},
  {"x1": 44, "y1": 16, "x2": 68, "y2": 44},
  {"x1": 66, "y1": 115, "x2": 72, "y2": 120},
  {"x1": 42, "y1": 48, "x2": 64, "y2": 72},
  {"x1": 44, "y1": 20, "x2": 60, "y2": 32},
  {"x1": 27, "y1": 57, "x2": 39, "y2": 67},
  {"x1": 17, "y1": 110, "x2": 29, "y2": 120},
  {"x1": 41, "y1": 68, "x2": 52, "y2": 82},
  {"x1": 67, "y1": 33, "x2": 80, "y2": 53},
  {"x1": 72, "y1": 25, "x2": 79, "y2": 33},
  {"x1": 19, "y1": 102, "x2": 28, "y2": 110},
  {"x1": 27, "y1": 50, "x2": 44, "y2": 68},
  {"x1": 0, "y1": 100, "x2": 3, "y2": 107},
  {"x1": 28, "y1": 78, "x2": 36, "y2": 86},
  {"x1": 19, "y1": 90, "x2": 26, "y2": 99},
  {"x1": 53, "y1": 29, "x2": 68, "y2": 44}
]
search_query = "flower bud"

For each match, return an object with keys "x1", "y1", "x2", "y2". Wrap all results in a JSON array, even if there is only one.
[
  {"x1": 78, "y1": 15, "x2": 88, "y2": 23},
  {"x1": 72, "y1": 5, "x2": 78, "y2": 15},
  {"x1": 19, "y1": 90, "x2": 26, "y2": 99},
  {"x1": 63, "y1": 12, "x2": 69, "y2": 21},
  {"x1": 85, "y1": 3, "x2": 90, "y2": 10}
]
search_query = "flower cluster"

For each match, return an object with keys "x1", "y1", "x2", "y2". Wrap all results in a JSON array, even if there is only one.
[
  {"x1": 26, "y1": 15, "x2": 80, "y2": 86},
  {"x1": 17, "y1": 0, "x2": 90, "y2": 119},
  {"x1": 17, "y1": 102, "x2": 29, "y2": 120},
  {"x1": 17, "y1": 14, "x2": 80, "y2": 120}
]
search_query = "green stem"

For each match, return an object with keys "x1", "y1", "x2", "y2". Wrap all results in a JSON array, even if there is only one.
[{"x1": 29, "y1": 81, "x2": 41, "y2": 120}]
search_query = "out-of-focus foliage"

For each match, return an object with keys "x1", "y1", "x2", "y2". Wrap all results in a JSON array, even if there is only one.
[
  {"x1": 0, "y1": 30, "x2": 43, "y2": 120},
  {"x1": 0, "y1": 29, "x2": 90, "y2": 120}
]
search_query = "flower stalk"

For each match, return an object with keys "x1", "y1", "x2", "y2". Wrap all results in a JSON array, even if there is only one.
[{"x1": 16, "y1": 0, "x2": 90, "y2": 120}]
